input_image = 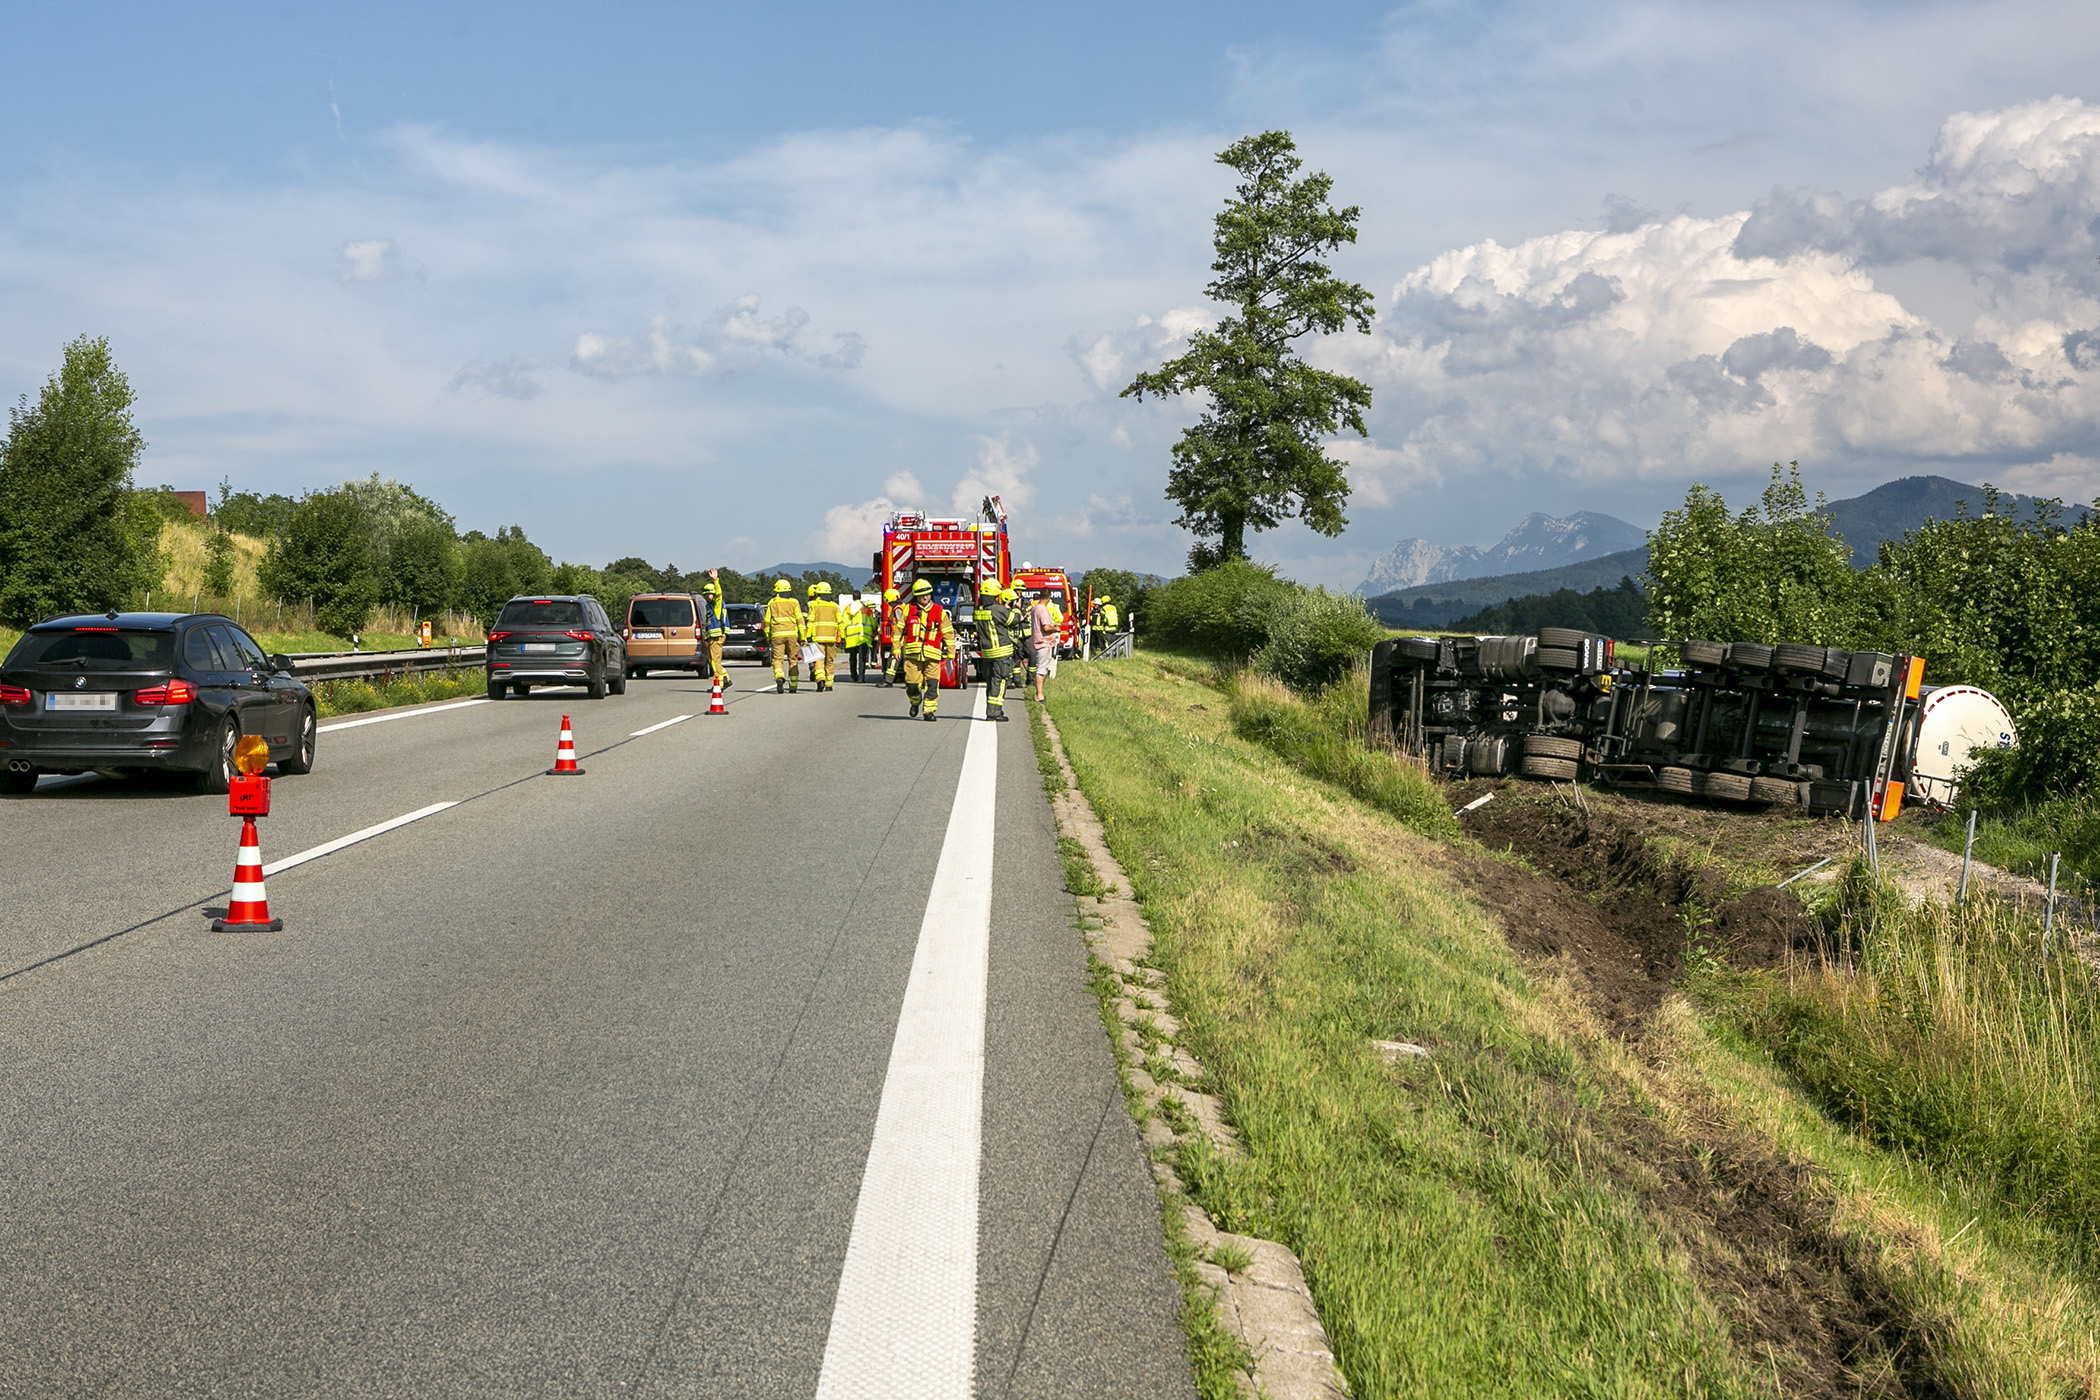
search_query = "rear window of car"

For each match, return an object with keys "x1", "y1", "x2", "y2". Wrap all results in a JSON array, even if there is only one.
[
  {"x1": 496, "y1": 600, "x2": 584, "y2": 628},
  {"x1": 9, "y1": 628, "x2": 176, "y2": 670},
  {"x1": 726, "y1": 605, "x2": 760, "y2": 625},
  {"x1": 628, "y1": 597, "x2": 694, "y2": 628}
]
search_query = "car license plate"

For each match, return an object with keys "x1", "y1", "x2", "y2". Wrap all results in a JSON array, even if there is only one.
[
  {"x1": 522, "y1": 643, "x2": 557, "y2": 653},
  {"x1": 633, "y1": 630, "x2": 662, "y2": 640},
  {"x1": 47, "y1": 692, "x2": 117, "y2": 710}
]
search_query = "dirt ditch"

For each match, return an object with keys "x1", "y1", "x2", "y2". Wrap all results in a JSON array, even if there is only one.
[{"x1": 1440, "y1": 780, "x2": 1953, "y2": 1398}]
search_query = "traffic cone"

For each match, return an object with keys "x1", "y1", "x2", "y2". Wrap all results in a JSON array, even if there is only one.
[
  {"x1": 547, "y1": 714, "x2": 585, "y2": 775},
  {"x1": 212, "y1": 816, "x2": 284, "y2": 931},
  {"x1": 709, "y1": 677, "x2": 727, "y2": 715}
]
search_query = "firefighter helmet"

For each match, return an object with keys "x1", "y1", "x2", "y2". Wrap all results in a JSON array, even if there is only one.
[
  {"x1": 884, "y1": 587, "x2": 899, "y2": 602},
  {"x1": 911, "y1": 578, "x2": 933, "y2": 595},
  {"x1": 773, "y1": 579, "x2": 792, "y2": 594}
]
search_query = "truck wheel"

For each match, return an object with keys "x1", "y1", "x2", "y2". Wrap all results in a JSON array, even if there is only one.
[
  {"x1": 1657, "y1": 766, "x2": 1696, "y2": 794},
  {"x1": 1700, "y1": 771, "x2": 1753, "y2": 802},
  {"x1": 1523, "y1": 735, "x2": 1582, "y2": 761},
  {"x1": 1536, "y1": 627, "x2": 1590, "y2": 650},
  {"x1": 1749, "y1": 776, "x2": 1799, "y2": 804},
  {"x1": 1726, "y1": 642, "x2": 1773, "y2": 672},
  {"x1": 1536, "y1": 646, "x2": 1579, "y2": 672},
  {"x1": 1521, "y1": 756, "x2": 1578, "y2": 781},
  {"x1": 1395, "y1": 637, "x2": 1440, "y2": 663},
  {"x1": 1681, "y1": 640, "x2": 1727, "y2": 668},
  {"x1": 1773, "y1": 644, "x2": 1826, "y2": 675}
]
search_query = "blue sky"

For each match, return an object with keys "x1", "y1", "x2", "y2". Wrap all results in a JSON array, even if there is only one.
[{"x1": 4, "y1": 2, "x2": 2099, "y2": 586}]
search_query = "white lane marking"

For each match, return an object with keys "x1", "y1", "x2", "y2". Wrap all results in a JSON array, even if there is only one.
[
  {"x1": 261, "y1": 802, "x2": 459, "y2": 877},
  {"x1": 816, "y1": 686, "x2": 995, "y2": 1400},
  {"x1": 318, "y1": 698, "x2": 491, "y2": 733},
  {"x1": 629, "y1": 715, "x2": 694, "y2": 737}
]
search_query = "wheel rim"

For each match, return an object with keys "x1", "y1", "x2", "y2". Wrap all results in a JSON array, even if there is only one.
[
  {"x1": 300, "y1": 711, "x2": 316, "y2": 765},
  {"x1": 220, "y1": 724, "x2": 237, "y2": 783}
]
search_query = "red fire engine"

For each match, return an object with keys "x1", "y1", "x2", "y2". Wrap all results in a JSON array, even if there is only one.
[
  {"x1": 876, "y1": 495, "x2": 1012, "y2": 687},
  {"x1": 1010, "y1": 565, "x2": 1078, "y2": 656}
]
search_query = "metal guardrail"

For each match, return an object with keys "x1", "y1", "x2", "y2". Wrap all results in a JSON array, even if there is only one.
[{"x1": 287, "y1": 646, "x2": 486, "y2": 683}]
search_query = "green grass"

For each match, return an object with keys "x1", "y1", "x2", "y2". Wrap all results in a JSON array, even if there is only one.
[
  {"x1": 1052, "y1": 654, "x2": 2100, "y2": 1398},
  {"x1": 309, "y1": 668, "x2": 485, "y2": 718},
  {"x1": 1922, "y1": 796, "x2": 2100, "y2": 894}
]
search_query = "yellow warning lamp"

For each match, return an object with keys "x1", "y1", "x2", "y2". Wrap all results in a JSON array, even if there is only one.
[{"x1": 234, "y1": 735, "x2": 272, "y2": 776}]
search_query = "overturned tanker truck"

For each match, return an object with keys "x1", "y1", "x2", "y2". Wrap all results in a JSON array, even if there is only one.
[{"x1": 1368, "y1": 628, "x2": 2017, "y2": 821}]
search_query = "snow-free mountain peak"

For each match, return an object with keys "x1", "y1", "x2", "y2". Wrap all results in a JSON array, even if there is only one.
[{"x1": 1355, "y1": 512, "x2": 1644, "y2": 595}]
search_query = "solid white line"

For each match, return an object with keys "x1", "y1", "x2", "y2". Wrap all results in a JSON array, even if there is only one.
[
  {"x1": 815, "y1": 686, "x2": 995, "y2": 1400},
  {"x1": 629, "y1": 715, "x2": 694, "y2": 737},
  {"x1": 318, "y1": 698, "x2": 491, "y2": 733},
  {"x1": 261, "y1": 802, "x2": 459, "y2": 876}
]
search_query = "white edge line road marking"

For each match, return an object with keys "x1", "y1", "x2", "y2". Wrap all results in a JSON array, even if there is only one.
[
  {"x1": 318, "y1": 697, "x2": 491, "y2": 733},
  {"x1": 815, "y1": 686, "x2": 995, "y2": 1400},
  {"x1": 262, "y1": 802, "x2": 459, "y2": 877},
  {"x1": 630, "y1": 715, "x2": 694, "y2": 737}
]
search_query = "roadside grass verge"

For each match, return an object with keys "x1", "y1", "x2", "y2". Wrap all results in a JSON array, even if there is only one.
[
  {"x1": 1711, "y1": 862, "x2": 2100, "y2": 1291},
  {"x1": 310, "y1": 668, "x2": 484, "y2": 719},
  {"x1": 1053, "y1": 654, "x2": 2100, "y2": 1398},
  {"x1": 1922, "y1": 796, "x2": 2100, "y2": 893}
]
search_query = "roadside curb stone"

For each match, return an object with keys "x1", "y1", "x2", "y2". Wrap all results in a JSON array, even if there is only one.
[{"x1": 1040, "y1": 707, "x2": 1350, "y2": 1400}]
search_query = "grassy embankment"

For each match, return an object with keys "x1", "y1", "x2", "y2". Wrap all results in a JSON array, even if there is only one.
[{"x1": 1049, "y1": 653, "x2": 2100, "y2": 1398}]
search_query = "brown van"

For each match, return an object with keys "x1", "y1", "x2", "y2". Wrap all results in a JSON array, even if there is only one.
[{"x1": 623, "y1": 594, "x2": 703, "y2": 678}]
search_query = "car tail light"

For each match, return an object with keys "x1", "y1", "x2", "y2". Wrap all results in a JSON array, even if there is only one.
[
  {"x1": 135, "y1": 679, "x2": 198, "y2": 706},
  {"x1": 622, "y1": 628, "x2": 631, "y2": 639},
  {"x1": 0, "y1": 684, "x2": 31, "y2": 707},
  {"x1": 566, "y1": 630, "x2": 594, "y2": 642},
  {"x1": 488, "y1": 631, "x2": 512, "y2": 642}
]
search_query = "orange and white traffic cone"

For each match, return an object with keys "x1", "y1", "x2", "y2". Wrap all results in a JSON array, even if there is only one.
[
  {"x1": 709, "y1": 677, "x2": 727, "y2": 715},
  {"x1": 212, "y1": 815, "x2": 284, "y2": 931},
  {"x1": 547, "y1": 714, "x2": 585, "y2": 775}
]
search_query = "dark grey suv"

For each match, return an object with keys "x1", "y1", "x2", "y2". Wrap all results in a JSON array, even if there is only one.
[
  {"x1": 485, "y1": 595, "x2": 626, "y2": 700},
  {"x1": 1, "y1": 612, "x2": 317, "y2": 795}
]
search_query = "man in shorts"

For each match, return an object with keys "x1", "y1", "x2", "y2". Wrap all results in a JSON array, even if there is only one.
[{"x1": 1029, "y1": 592, "x2": 1056, "y2": 704}]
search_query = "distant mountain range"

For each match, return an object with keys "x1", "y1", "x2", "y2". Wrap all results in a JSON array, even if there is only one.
[
  {"x1": 1354, "y1": 512, "x2": 1645, "y2": 595},
  {"x1": 752, "y1": 560, "x2": 864, "y2": 580},
  {"x1": 1365, "y1": 476, "x2": 2089, "y2": 628}
]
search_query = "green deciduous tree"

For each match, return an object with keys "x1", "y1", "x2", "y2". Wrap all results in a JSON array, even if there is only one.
[
  {"x1": 259, "y1": 490, "x2": 378, "y2": 637},
  {"x1": 1644, "y1": 463, "x2": 1867, "y2": 646},
  {"x1": 1121, "y1": 131, "x2": 1374, "y2": 568},
  {"x1": 459, "y1": 527, "x2": 552, "y2": 627},
  {"x1": 0, "y1": 335, "x2": 162, "y2": 622},
  {"x1": 381, "y1": 516, "x2": 463, "y2": 616}
]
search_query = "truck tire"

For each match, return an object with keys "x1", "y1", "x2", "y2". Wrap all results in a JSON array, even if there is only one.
[
  {"x1": 1536, "y1": 627, "x2": 1590, "y2": 650},
  {"x1": 1536, "y1": 646, "x2": 1580, "y2": 672},
  {"x1": 1521, "y1": 755, "x2": 1579, "y2": 781},
  {"x1": 1700, "y1": 771, "x2": 1753, "y2": 802},
  {"x1": 1774, "y1": 644, "x2": 1826, "y2": 675},
  {"x1": 1395, "y1": 637, "x2": 1440, "y2": 663},
  {"x1": 1681, "y1": 640, "x2": 1727, "y2": 668},
  {"x1": 1750, "y1": 775, "x2": 1798, "y2": 804},
  {"x1": 1523, "y1": 735, "x2": 1582, "y2": 761},
  {"x1": 1657, "y1": 766, "x2": 1696, "y2": 794},
  {"x1": 1820, "y1": 649, "x2": 1853, "y2": 682},
  {"x1": 1726, "y1": 642, "x2": 1773, "y2": 672}
]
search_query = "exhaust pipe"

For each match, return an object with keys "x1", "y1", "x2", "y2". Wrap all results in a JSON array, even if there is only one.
[{"x1": 7, "y1": 759, "x2": 33, "y2": 772}]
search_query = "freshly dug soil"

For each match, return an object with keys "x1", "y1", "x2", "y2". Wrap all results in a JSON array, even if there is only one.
[
  {"x1": 1439, "y1": 783, "x2": 1948, "y2": 1396},
  {"x1": 1447, "y1": 783, "x2": 1817, "y2": 1035}
]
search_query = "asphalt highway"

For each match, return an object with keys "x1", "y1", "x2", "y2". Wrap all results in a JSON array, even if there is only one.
[{"x1": 0, "y1": 661, "x2": 1195, "y2": 1399}]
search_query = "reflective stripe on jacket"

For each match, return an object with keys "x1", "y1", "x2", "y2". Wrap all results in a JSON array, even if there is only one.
[
  {"x1": 976, "y1": 602, "x2": 1015, "y2": 659},
  {"x1": 764, "y1": 596, "x2": 804, "y2": 639},
  {"x1": 899, "y1": 602, "x2": 953, "y2": 659},
  {"x1": 841, "y1": 603, "x2": 870, "y2": 647},
  {"x1": 808, "y1": 599, "x2": 842, "y2": 644},
  {"x1": 702, "y1": 597, "x2": 727, "y2": 638}
]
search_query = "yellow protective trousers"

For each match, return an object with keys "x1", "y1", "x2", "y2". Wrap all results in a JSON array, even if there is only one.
[
  {"x1": 770, "y1": 636, "x2": 799, "y2": 688},
  {"x1": 902, "y1": 656, "x2": 939, "y2": 714}
]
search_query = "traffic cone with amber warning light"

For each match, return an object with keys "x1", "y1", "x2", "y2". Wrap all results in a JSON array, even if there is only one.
[
  {"x1": 709, "y1": 676, "x2": 727, "y2": 715},
  {"x1": 547, "y1": 714, "x2": 585, "y2": 775},
  {"x1": 212, "y1": 815, "x2": 284, "y2": 931}
]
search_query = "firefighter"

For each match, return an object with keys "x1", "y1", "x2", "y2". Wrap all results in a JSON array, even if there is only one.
[
  {"x1": 765, "y1": 578, "x2": 804, "y2": 693},
  {"x1": 840, "y1": 590, "x2": 871, "y2": 682},
  {"x1": 898, "y1": 577, "x2": 954, "y2": 722},
  {"x1": 700, "y1": 576, "x2": 729, "y2": 688},
  {"x1": 1097, "y1": 593, "x2": 1119, "y2": 633},
  {"x1": 976, "y1": 584, "x2": 1019, "y2": 722},
  {"x1": 807, "y1": 581, "x2": 843, "y2": 691},
  {"x1": 881, "y1": 586, "x2": 906, "y2": 687}
]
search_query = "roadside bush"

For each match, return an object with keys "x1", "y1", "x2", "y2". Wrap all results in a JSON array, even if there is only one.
[
  {"x1": 259, "y1": 490, "x2": 377, "y2": 637},
  {"x1": 1142, "y1": 560, "x2": 1295, "y2": 659},
  {"x1": 1228, "y1": 671, "x2": 1460, "y2": 840},
  {"x1": 1960, "y1": 685, "x2": 2100, "y2": 809},
  {"x1": 1251, "y1": 586, "x2": 1386, "y2": 692}
]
